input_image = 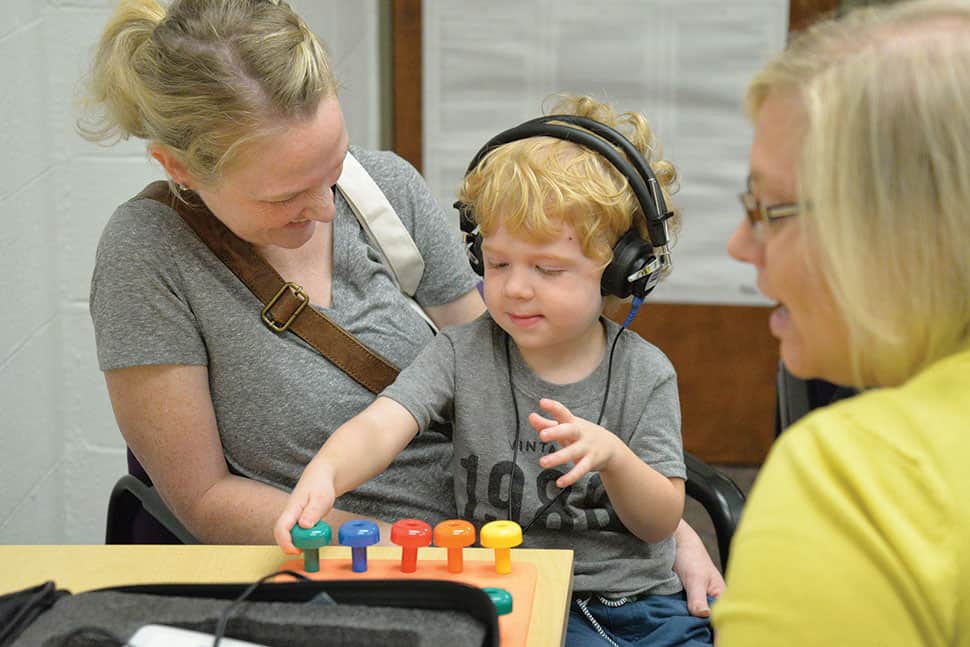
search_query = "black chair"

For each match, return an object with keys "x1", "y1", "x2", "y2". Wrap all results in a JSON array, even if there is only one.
[
  {"x1": 775, "y1": 362, "x2": 857, "y2": 435},
  {"x1": 683, "y1": 452, "x2": 745, "y2": 569},
  {"x1": 677, "y1": 364, "x2": 857, "y2": 570},
  {"x1": 105, "y1": 449, "x2": 197, "y2": 544}
]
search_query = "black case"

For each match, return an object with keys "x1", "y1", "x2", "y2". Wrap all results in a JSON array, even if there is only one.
[{"x1": 4, "y1": 578, "x2": 499, "y2": 647}]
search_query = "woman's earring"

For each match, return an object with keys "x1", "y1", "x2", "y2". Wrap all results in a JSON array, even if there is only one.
[{"x1": 176, "y1": 182, "x2": 189, "y2": 192}]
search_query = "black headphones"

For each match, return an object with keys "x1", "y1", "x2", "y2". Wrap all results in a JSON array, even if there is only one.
[{"x1": 455, "y1": 115, "x2": 674, "y2": 299}]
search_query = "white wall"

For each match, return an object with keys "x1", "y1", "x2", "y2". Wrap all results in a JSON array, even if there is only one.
[{"x1": 0, "y1": 0, "x2": 380, "y2": 545}]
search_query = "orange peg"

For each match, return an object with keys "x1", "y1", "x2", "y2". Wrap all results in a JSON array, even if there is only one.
[{"x1": 433, "y1": 519, "x2": 476, "y2": 573}]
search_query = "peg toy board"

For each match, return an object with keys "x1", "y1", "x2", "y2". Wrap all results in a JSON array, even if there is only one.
[{"x1": 280, "y1": 554, "x2": 538, "y2": 646}]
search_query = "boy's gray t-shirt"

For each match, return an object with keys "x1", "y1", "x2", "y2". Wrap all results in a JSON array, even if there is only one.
[
  {"x1": 382, "y1": 314, "x2": 686, "y2": 597},
  {"x1": 90, "y1": 146, "x2": 479, "y2": 524}
]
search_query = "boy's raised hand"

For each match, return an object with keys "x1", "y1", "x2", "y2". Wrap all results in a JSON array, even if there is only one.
[
  {"x1": 529, "y1": 398, "x2": 626, "y2": 488},
  {"x1": 273, "y1": 460, "x2": 338, "y2": 554}
]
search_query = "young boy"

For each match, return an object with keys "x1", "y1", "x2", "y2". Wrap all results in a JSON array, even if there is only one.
[{"x1": 275, "y1": 96, "x2": 713, "y2": 646}]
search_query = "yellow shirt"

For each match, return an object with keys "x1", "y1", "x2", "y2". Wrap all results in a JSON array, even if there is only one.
[{"x1": 713, "y1": 348, "x2": 970, "y2": 646}]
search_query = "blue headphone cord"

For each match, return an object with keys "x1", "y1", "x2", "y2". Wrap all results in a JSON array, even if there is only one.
[{"x1": 622, "y1": 296, "x2": 645, "y2": 328}]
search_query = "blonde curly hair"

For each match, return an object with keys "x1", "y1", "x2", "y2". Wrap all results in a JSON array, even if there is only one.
[{"x1": 457, "y1": 95, "x2": 679, "y2": 271}]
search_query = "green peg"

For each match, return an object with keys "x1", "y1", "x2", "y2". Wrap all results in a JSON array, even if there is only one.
[
  {"x1": 482, "y1": 587, "x2": 513, "y2": 616},
  {"x1": 291, "y1": 521, "x2": 332, "y2": 573}
]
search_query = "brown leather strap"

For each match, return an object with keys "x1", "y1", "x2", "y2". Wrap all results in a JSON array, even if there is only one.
[{"x1": 135, "y1": 181, "x2": 399, "y2": 394}]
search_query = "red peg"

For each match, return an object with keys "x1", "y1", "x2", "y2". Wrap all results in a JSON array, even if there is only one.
[
  {"x1": 390, "y1": 519, "x2": 432, "y2": 573},
  {"x1": 433, "y1": 519, "x2": 476, "y2": 573}
]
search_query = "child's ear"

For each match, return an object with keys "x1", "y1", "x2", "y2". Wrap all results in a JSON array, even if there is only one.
[{"x1": 148, "y1": 143, "x2": 194, "y2": 188}]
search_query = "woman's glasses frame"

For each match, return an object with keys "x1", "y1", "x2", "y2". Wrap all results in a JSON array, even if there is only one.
[{"x1": 738, "y1": 190, "x2": 800, "y2": 239}]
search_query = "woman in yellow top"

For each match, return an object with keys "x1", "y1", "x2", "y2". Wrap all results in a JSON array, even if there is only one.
[{"x1": 713, "y1": 1, "x2": 970, "y2": 644}]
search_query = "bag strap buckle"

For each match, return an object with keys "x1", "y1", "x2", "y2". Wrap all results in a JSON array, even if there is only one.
[{"x1": 261, "y1": 282, "x2": 309, "y2": 333}]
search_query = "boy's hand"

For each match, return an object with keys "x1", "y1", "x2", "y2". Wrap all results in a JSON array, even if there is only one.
[
  {"x1": 529, "y1": 398, "x2": 625, "y2": 488},
  {"x1": 273, "y1": 461, "x2": 337, "y2": 554}
]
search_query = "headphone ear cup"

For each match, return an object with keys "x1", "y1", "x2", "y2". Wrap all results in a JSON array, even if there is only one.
[
  {"x1": 601, "y1": 229, "x2": 657, "y2": 299},
  {"x1": 455, "y1": 200, "x2": 485, "y2": 276}
]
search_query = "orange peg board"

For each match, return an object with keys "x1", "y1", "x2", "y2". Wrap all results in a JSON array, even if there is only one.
[{"x1": 280, "y1": 554, "x2": 538, "y2": 646}]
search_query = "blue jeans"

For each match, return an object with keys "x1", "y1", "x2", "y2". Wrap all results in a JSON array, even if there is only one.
[{"x1": 566, "y1": 592, "x2": 714, "y2": 646}]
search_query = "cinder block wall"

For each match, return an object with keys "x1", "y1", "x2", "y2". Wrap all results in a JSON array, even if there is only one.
[{"x1": 0, "y1": 1, "x2": 380, "y2": 544}]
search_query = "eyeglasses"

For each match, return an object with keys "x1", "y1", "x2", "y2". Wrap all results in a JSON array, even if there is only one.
[{"x1": 738, "y1": 190, "x2": 800, "y2": 237}]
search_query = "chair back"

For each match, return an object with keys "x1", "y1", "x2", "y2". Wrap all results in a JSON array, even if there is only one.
[
  {"x1": 776, "y1": 363, "x2": 857, "y2": 435},
  {"x1": 105, "y1": 449, "x2": 196, "y2": 544}
]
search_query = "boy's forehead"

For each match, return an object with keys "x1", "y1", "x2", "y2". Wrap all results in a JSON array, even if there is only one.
[
  {"x1": 481, "y1": 219, "x2": 586, "y2": 257},
  {"x1": 486, "y1": 207, "x2": 575, "y2": 234},
  {"x1": 485, "y1": 214, "x2": 571, "y2": 241}
]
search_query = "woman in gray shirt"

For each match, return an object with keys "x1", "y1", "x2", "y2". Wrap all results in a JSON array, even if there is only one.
[{"x1": 80, "y1": 0, "x2": 484, "y2": 544}]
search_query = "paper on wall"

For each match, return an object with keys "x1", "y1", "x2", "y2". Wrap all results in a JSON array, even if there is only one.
[{"x1": 422, "y1": 0, "x2": 788, "y2": 305}]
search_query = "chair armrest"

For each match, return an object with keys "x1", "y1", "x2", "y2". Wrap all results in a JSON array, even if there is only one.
[
  {"x1": 106, "y1": 474, "x2": 198, "y2": 544},
  {"x1": 684, "y1": 452, "x2": 746, "y2": 569}
]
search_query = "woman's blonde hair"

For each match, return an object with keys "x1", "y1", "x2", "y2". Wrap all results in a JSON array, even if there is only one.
[
  {"x1": 748, "y1": 0, "x2": 970, "y2": 387},
  {"x1": 78, "y1": 0, "x2": 336, "y2": 184},
  {"x1": 457, "y1": 95, "x2": 679, "y2": 273}
]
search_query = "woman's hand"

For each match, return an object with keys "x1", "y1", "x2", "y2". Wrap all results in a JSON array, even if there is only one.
[{"x1": 673, "y1": 519, "x2": 725, "y2": 617}]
